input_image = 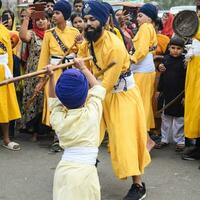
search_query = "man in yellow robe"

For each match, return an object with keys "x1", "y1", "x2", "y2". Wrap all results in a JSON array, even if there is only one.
[
  {"x1": 0, "y1": 0, "x2": 21, "y2": 150},
  {"x1": 78, "y1": 2, "x2": 150, "y2": 200},
  {"x1": 182, "y1": 12, "x2": 200, "y2": 160},
  {"x1": 130, "y1": 3, "x2": 158, "y2": 151}
]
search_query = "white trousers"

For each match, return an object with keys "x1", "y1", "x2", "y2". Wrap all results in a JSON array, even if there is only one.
[{"x1": 161, "y1": 114, "x2": 185, "y2": 145}]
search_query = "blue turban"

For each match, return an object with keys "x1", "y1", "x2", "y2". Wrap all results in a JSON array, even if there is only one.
[
  {"x1": 82, "y1": 1, "x2": 110, "y2": 26},
  {"x1": 55, "y1": 69, "x2": 89, "y2": 109},
  {"x1": 102, "y1": 2, "x2": 119, "y2": 28},
  {"x1": 53, "y1": 0, "x2": 72, "y2": 20},
  {"x1": 139, "y1": 3, "x2": 158, "y2": 22}
]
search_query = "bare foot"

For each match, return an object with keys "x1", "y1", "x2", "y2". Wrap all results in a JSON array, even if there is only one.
[{"x1": 147, "y1": 137, "x2": 156, "y2": 152}]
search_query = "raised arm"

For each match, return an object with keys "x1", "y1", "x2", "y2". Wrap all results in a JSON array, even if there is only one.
[
  {"x1": 74, "y1": 57, "x2": 99, "y2": 88},
  {"x1": 19, "y1": 7, "x2": 34, "y2": 43}
]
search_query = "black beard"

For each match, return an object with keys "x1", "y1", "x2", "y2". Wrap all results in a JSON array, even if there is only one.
[{"x1": 84, "y1": 24, "x2": 103, "y2": 42}]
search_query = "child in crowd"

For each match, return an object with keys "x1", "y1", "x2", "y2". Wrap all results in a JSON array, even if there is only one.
[
  {"x1": 47, "y1": 58, "x2": 106, "y2": 200},
  {"x1": 156, "y1": 36, "x2": 186, "y2": 152},
  {"x1": 70, "y1": 13, "x2": 84, "y2": 33}
]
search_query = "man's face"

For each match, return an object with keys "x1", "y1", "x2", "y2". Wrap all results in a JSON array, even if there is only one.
[
  {"x1": 83, "y1": 14, "x2": 103, "y2": 42},
  {"x1": 45, "y1": 2, "x2": 54, "y2": 16},
  {"x1": 74, "y1": 3, "x2": 83, "y2": 13}
]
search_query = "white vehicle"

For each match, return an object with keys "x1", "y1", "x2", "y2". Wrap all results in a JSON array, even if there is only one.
[
  {"x1": 169, "y1": 5, "x2": 196, "y2": 15},
  {"x1": 158, "y1": 10, "x2": 169, "y2": 18}
]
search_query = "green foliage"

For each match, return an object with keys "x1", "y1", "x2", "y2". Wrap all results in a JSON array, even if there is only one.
[{"x1": 144, "y1": 0, "x2": 196, "y2": 9}]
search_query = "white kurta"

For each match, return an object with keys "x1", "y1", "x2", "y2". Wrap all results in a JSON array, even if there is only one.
[{"x1": 49, "y1": 85, "x2": 106, "y2": 200}]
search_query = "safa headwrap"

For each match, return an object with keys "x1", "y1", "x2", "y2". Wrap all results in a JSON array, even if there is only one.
[
  {"x1": 53, "y1": 0, "x2": 72, "y2": 20},
  {"x1": 55, "y1": 69, "x2": 89, "y2": 109},
  {"x1": 82, "y1": 1, "x2": 110, "y2": 26},
  {"x1": 139, "y1": 3, "x2": 158, "y2": 22}
]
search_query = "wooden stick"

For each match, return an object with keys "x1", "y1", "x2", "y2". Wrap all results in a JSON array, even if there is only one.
[
  {"x1": 156, "y1": 90, "x2": 184, "y2": 114},
  {"x1": 94, "y1": 62, "x2": 116, "y2": 77},
  {"x1": 0, "y1": 56, "x2": 93, "y2": 87}
]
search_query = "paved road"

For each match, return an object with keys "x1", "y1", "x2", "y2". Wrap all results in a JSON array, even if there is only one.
[{"x1": 0, "y1": 134, "x2": 200, "y2": 200}]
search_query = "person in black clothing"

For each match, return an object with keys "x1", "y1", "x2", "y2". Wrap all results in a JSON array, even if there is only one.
[{"x1": 156, "y1": 36, "x2": 186, "y2": 151}]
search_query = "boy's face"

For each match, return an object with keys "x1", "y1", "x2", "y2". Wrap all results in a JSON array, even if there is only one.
[{"x1": 169, "y1": 45, "x2": 183, "y2": 57}]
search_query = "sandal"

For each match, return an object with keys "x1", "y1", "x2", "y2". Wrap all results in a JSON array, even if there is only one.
[
  {"x1": 2, "y1": 141, "x2": 21, "y2": 151},
  {"x1": 154, "y1": 142, "x2": 169, "y2": 149},
  {"x1": 175, "y1": 144, "x2": 185, "y2": 152}
]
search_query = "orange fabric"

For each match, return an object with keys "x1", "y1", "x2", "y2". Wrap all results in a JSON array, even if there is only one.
[{"x1": 156, "y1": 34, "x2": 170, "y2": 55}]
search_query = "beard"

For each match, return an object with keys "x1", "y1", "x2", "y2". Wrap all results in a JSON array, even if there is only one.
[{"x1": 84, "y1": 24, "x2": 103, "y2": 42}]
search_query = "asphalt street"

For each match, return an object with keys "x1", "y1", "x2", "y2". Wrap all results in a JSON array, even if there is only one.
[{"x1": 0, "y1": 134, "x2": 200, "y2": 200}]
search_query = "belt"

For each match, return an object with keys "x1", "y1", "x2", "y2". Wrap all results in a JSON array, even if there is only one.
[{"x1": 113, "y1": 70, "x2": 135, "y2": 93}]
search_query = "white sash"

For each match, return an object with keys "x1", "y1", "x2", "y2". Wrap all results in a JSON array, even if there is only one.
[
  {"x1": 0, "y1": 53, "x2": 13, "y2": 79},
  {"x1": 185, "y1": 39, "x2": 200, "y2": 60},
  {"x1": 131, "y1": 53, "x2": 155, "y2": 73},
  {"x1": 50, "y1": 53, "x2": 75, "y2": 65},
  {"x1": 62, "y1": 147, "x2": 98, "y2": 165}
]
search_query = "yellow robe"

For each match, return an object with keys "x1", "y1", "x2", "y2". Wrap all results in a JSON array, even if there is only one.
[
  {"x1": 131, "y1": 23, "x2": 157, "y2": 131},
  {"x1": 78, "y1": 30, "x2": 150, "y2": 179},
  {"x1": 184, "y1": 26, "x2": 200, "y2": 138},
  {"x1": 0, "y1": 24, "x2": 21, "y2": 122},
  {"x1": 37, "y1": 26, "x2": 80, "y2": 125}
]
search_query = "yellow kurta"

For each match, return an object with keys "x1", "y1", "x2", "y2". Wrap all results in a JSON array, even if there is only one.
[
  {"x1": 184, "y1": 26, "x2": 200, "y2": 138},
  {"x1": 0, "y1": 24, "x2": 21, "y2": 122},
  {"x1": 49, "y1": 85, "x2": 106, "y2": 200},
  {"x1": 37, "y1": 26, "x2": 80, "y2": 125},
  {"x1": 131, "y1": 23, "x2": 157, "y2": 130},
  {"x1": 78, "y1": 30, "x2": 150, "y2": 179}
]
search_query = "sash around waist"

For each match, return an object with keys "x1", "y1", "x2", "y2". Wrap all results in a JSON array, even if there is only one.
[
  {"x1": 62, "y1": 147, "x2": 98, "y2": 165},
  {"x1": 50, "y1": 53, "x2": 75, "y2": 65},
  {"x1": 0, "y1": 53, "x2": 13, "y2": 79},
  {"x1": 131, "y1": 53, "x2": 155, "y2": 73},
  {"x1": 112, "y1": 71, "x2": 135, "y2": 93}
]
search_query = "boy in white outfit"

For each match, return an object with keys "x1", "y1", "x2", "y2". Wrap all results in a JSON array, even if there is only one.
[{"x1": 47, "y1": 58, "x2": 106, "y2": 200}]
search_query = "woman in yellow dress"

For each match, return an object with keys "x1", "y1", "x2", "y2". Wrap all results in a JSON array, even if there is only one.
[{"x1": 0, "y1": 0, "x2": 21, "y2": 150}]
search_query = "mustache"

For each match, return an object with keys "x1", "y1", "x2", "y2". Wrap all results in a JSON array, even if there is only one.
[{"x1": 85, "y1": 25, "x2": 95, "y2": 32}]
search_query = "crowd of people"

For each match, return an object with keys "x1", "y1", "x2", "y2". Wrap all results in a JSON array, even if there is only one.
[{"x1": 0, "y1": 0, "x2": 200, "y2": 200}]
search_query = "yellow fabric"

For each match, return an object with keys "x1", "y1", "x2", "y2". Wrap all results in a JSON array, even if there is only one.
[
  {"x1": 37, "y1": 26, "x2": 80, "y2": 125},
  {"x1": 49, "y1": 85, "x2": 105, "y2": 200},
  {"x1": 114, "y1": 27, "x2": 123, "y2": 41},
  {"x1": 53, "y1": 161, "x2": 100, "y2": 200},
  {"x1": 134, "y1": 72, "x2": 156, "y2": 131},
  {"x1": 78, "y1": 30, "x2": 151, "y2": 179},
  {"x1": 130, "y1": 23, "x2": 157, "y2": 64},
  {"x1": 0, "y1": 24, "x2": 21, "y2": 122},
  {"x1": 184, "y1": 26, "x2": 200, "y2": 138},
  {"x1": 49, "y1": 85, "x2": 106, "y2": 148},
  {"x1": 156, "y1": 34, "x2": 170, "y2": 55}
]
